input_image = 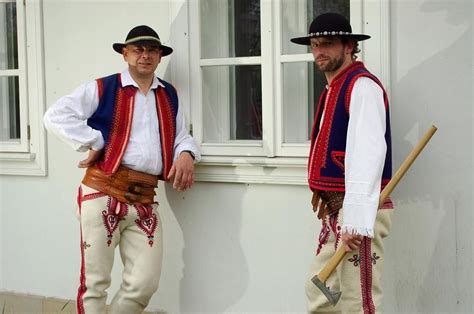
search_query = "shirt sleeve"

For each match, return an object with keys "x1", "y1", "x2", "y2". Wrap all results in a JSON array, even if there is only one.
[
  {"x1": 173, "y1": 100, "x2": 201, "y2": 162},
  {"x1": 43, "y1": 80, "x2": 104, "y2": 152},
  {"x1": 341, "y1": 77, "x2": 387, "y2": 238}
]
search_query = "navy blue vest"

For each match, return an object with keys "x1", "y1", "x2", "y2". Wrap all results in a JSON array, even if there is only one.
[
  {"x1": 308, "y1": 62, "x2": 392, "y2": 191},
  {"x1": 87, "y1": 73, "x2": 178, "y2": 177}
]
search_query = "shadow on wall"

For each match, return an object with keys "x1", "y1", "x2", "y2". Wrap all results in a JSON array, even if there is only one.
[
  {"x1": 160, "y1": 4, "x2": 250, "y2": 312},
  {"x1": 164, "y1": 182, "x2": 250, "y2": 312},
  {"x1": 386, "y1": 0, "x2": 472, "y2": 312}
]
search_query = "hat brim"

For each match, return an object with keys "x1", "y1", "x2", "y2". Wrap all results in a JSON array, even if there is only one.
[
  {"x1": 290, "y1": 34, "x2": 371, "y2": 46},
  {"x1": 113, "y1": 41, "x2": 173, "y2": 56}
]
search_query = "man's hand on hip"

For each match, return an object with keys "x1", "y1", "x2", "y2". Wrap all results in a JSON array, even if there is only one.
[
  {"x1": 167, "y1": 151, "x2": 195, "y2": 192},
  {"x1": 78, "y1": 149, "x2": 102, "y2": 168}
]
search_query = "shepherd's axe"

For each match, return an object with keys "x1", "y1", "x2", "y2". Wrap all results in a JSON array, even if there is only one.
[{"x1": 311, "y1": 125, "x2": 438, "y2": 306}]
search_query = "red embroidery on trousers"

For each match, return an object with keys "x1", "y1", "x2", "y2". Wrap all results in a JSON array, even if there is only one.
[
  {"x1": 76, "y1": 221, "x2": 86, "y2": 314},
  {"x1": 77, "y1": 186, "x2": 83, "y2": 211},
  {"x1": 102, "y1": 196, "x2": 128, "y2": 246},
  {"x1": 134, "y1": 204, "x2": 158, "y2": 247},
  {"x1": 360, "y1": 237, "x2": 375, "y2": 314},
  {"x1": 76, "y1": 186, "x2": 106, "y2": 313}
]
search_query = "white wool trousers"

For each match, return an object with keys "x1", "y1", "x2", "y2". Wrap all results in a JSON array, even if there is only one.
[
  {"x1": 305, "y1": 208, "x2": 394, "y2": 314},
  {"x1": 76, "y1": 184, "x2": 163, "y2": 314}
]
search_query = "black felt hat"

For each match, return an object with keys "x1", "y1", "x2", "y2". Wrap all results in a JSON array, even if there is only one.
[
  {"x1": 113, "y1": 25, "x2": 173, "y2": 56},
  {"x1": 290, "y1": 13, "x2": 370, "y2": 46}
]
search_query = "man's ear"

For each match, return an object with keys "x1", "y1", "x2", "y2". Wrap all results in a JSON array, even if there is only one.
[
  {"x1": 344, "y1": 39, "x2": 355, "y2": 55},
  {"x1": 122, "y1": 47, "x2": 128, "y2": 60}
]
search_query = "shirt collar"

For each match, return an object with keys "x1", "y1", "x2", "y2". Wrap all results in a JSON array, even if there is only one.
[{"x1": 120, "y1": 69, "x2": 164, "y2": 90}]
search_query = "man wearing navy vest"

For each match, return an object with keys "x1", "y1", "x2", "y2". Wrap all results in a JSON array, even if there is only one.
[
  {"x1": 291, "y1": 13, "x2": 394, "y2": 313},
  {"x1": 44, "y1": 25, "x2": 200, "y2": 313}
]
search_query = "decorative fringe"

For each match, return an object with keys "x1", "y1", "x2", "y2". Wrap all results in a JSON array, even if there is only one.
[{"x1": 341, "y1": 225, "x2": 374, "y2": 238}]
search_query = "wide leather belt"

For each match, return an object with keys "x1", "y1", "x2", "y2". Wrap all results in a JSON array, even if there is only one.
[{"x1": 82, "y1": 165, "x2": 158, "y2": 205}]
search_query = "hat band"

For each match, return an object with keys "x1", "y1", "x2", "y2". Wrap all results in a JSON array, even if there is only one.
[
  {"x1": 308, "y1": 31, "x2": 351, "y2": 36},
  {"x1": 124, "y1": 36, "x2": 162, "y2": 45}
]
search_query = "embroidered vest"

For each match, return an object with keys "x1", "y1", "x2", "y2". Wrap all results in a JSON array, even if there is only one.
[
  {"x1": 308, "y1": 62, "x2": 392, "y2": 191},
  {"x1": 87, "y1": 73, "x2": 178, "y2": 181}
]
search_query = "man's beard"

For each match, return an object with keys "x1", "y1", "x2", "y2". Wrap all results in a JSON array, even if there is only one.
[{"x1": 316, "y1": 53, "x2": 345, "y2": 73}]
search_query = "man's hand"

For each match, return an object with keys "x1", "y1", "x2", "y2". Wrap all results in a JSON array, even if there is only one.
[
  {"x1": 341, "y1": 232, "x2": 363, "y2": 252},
  {"x1": 167, "y1": 151, "x2": 195, "y2": 191},
  {"x1": 78, "y1": 149, "x2": 102, "y2": 168}
]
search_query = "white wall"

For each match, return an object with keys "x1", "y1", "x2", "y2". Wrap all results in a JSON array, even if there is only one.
[
  {"x1": 384, "y1": 0, "x2": 472, "y2": 312},
  {"x1": 0, "y1": 0, "x2": 472, "y2": 312},
  {"x1": 0, "y1": 182, "x2": 3, "y2": 289}
]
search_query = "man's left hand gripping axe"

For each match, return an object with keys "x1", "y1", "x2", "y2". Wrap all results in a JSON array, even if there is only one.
[{"x1": 311, "y1": 125, "x2": 438, "y2": 306}]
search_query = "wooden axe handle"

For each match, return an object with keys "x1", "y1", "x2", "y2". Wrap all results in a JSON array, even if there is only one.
[{"x1": 317, "y1": 125, "x2": 438, "y2": 282}]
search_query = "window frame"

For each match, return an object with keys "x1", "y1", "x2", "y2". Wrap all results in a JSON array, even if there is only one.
[
  {"x1": 0, "y1": 0, "x2": 47, "y2": 176},
  {"x1": 175, "y1": 0, "x2": 390, "y2": 185},
  {"x1": 0, "y1": 0, "x2": 28, "y2": 152}
]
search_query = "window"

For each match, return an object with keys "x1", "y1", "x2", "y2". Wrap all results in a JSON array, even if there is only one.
[
  {"x1": 0, "y1": 0, "x2": 46, "y2": 175},
  {"x1": 182, "y1": 0, "x2": 389, "y2": 184}
]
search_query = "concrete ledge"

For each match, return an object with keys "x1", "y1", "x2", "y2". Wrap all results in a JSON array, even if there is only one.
[{"x1": 0, "y1": 291, "x2": 163, "y2": 313}]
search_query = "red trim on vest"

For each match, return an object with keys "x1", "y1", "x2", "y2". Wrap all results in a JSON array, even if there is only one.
[
  {"x1": 156, "y1": 87, "x2": 176, "y2": 181},
  {"x1": 95, "y1": 74, "x2": 177, "y2": 178},
  {"x1": 345, "y1": 72, "x2": 389, "y2": 114},
  {"x1": 98, "y1": 86, "x2": 135, "y2": 174},
  {"x1": 308, "y1": 62, "x2": 389, "y2": 192},
  {"x1": 96, "y1": 78, "x2": 104, "y2": 100},
  {"x1": 308, "y1": 63, "x2": 361, "y2": 191},
  {"x1": 331, "y1": 151, "x2": 346, "y2": 173},
  {"x1": 308, "y1": 88, "x2": 328, "y2": 184}
]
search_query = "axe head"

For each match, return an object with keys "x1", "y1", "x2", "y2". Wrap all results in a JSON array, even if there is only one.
[{"x1": 311, "y1": 275, "x2": 342, "y2": 306}]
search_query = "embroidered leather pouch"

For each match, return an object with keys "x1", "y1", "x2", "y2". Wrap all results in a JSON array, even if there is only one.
[{"x1": 312, "y1": 190, "x2": 345, "y2": 220}]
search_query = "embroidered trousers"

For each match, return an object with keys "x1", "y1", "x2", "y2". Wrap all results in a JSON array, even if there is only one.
[
  {"x1": 76, "y1": 184, "x2": 163, "y2": 314},
  {"x1": 305, "y1": 208, "x2": 394, "y2": 314}
]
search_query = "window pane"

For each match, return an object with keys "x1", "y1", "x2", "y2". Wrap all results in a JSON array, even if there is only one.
[
  {"x1": 282, "y1": 62, "x2": 325, "y2": 143},
  {"x1": 0, "y1": 76, "x2": 20, "y2": 141},
  {"x1": 0, "y1": 2, "x2": 18, "y2": 70},
  {"x1": 281, "y1": 0, "x2": 350, "y2": 55},
  {"x1": 202, "y1": 65, "x2": 262, "y2": 142},
  {"x1": 200, "y1": 0, "x2": 260, "y2": 59}
]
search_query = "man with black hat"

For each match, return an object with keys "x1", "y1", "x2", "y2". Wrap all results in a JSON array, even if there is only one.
[
  {"x1": 44, "y1": 25, "x2": 200, "y2": 313},
  {"x1": 291, "y1": 13, "x2": 394, "y2": 313}
]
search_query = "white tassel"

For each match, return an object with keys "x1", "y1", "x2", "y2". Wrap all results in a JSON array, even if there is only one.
[{"x1": 341, "y1": 225, "x2": 374, "y2": 238}]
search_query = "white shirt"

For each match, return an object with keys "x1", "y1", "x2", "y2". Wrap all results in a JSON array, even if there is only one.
[
  {"x1": 326, "y1": 77, "x2": 387, "y2": 238},
  {"x1": 44, "y1": 69, "x2": 201, "y2": 175}
]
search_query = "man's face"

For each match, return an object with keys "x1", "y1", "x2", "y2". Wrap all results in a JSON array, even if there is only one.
[
  {"x1": 123, "y1": 44, "x2": 162, "y2": 77},
  {"x1": 310, "y1": 36, "x2": 352, "y2": 73}
]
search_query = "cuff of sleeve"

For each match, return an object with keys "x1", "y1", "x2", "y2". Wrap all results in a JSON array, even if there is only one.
[
  {"x1": 90, "y1": 134, "x2": 105, "y2": 151},
  {"x1": 181, "y1": 150, "x2": 195, "y2": 160},
  {"x1": 175, "y1": 147, "x2": 201, "y2": 163},
  {"x1": 341, "y1": 224, "x2": 374, "y2": 238}
]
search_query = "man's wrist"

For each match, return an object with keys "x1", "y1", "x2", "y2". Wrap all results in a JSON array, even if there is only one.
[{"x1": 181, "y1": 150, "x2": 195, "y2": 160}]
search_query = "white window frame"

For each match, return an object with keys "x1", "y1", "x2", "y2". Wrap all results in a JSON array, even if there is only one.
[
  {"x1": 0, "y1": 0, "x2": 46, "y2": 176},
  {"x1": 173, "y1": 0, "x2": 390, "y2": 185}
]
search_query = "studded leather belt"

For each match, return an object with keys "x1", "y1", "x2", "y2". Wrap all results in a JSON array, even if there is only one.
[{"x1": 82, "y1": 165, "x2": 158, "y2": 205}]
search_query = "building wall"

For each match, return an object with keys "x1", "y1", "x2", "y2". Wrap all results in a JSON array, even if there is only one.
[
  {"x1": 0, "y1": 0, "x2": 472, "y2": 312},
  {"x1": 385, "y1": 0, "x2": 472, "y2": 312}
]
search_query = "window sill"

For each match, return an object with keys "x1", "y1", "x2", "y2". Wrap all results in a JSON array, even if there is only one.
[
  {"x1": 0, "y1": 152, "x2": 46, "y2": 176},
  {"x1": 195, "y1": 156, "x2": 308, "y2": 185}
]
